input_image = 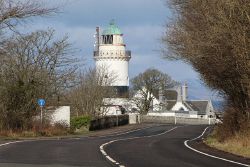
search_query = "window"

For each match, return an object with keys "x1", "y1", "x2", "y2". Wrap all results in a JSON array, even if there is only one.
[
  {"x1": 102, "y1": 35, "x2": 113, "y2": 44},
  {"x1": 179, "y1": 107, "x2": 184, "y2": 111}
]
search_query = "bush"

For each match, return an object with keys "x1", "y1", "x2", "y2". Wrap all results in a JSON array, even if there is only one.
[
  {"x1": 216, "y1": 107, "x2": 250, "y2": 142},
  {"x1": 70, "y1": 116, "x2": 91, "y2": 130}
]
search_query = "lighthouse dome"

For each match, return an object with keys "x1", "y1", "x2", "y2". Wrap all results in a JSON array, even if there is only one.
[{"x1": 102, "y1": 20, "x2": 122, "y2": 35}]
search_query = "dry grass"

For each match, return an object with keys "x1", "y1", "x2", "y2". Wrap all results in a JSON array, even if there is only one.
[
  {"x1": 0, "y1": 122, "x2": 72, "y2": 139},
  {"x1": 206, "y1": 130, "x2": 250, "y2": 158}
]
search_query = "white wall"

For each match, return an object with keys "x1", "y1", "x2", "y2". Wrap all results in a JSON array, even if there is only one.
[
  {"x1": 172, "y1": 102, "x2": 189, "y2": 111},
  {"x1": 50, "y1": 106, "x2": 70, "y2": 127},
  {"x1": 129, "y1": 113, "x2": 140, "y2": 124},
  {"x1": 96, "y1": 60, "x2": 129, "y2": 86},
  {"x1": 103, "y1": 98, "x2": 129, "y2": 115},
  {"x1": 96, "y1": 34, "x2": 130, "y2": 87},
  {"x1": 103, "y1": 106, "x2": 122, "y2": 115},
  {"x1": 148, "y1": 112, "x2": 175, "y2": 117}
]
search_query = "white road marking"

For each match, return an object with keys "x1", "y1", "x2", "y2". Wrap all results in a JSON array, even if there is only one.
[
  {"x1": 0, "y1": 126, "x2": 153, "y2": 148},
  {"x1": 100, "y1": 126, "x2": 178, "y2": 167},
  {"x1": 0, "y1": 141, "x2": 24, "y2": 147},
  {"x1": 89, "y1": 125, "x2": 158, "y2": 139},
  {"x1": 184, "y1": 127, "x2": 250, "y2": 167}
]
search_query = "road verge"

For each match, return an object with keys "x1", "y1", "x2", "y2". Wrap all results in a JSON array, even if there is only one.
[{"x1": 184, "y1": 126, "x2": 250, "y2": 167}]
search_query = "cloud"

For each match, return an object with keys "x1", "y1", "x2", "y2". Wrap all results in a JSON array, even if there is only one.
[
  {"x1": 130, "y1": 53, "x2": 197, "y2": 79},
  {"x1": 44, "y1": 0, "x2": 171, "y2": 27},
  {"x1": 16, "y1": 0, "x2": 218, "y2": 100}
]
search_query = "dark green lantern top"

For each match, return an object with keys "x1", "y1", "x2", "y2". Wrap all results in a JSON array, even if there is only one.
[{"x1": 102, "y1": 20, "x2": 122, "y2": 35}]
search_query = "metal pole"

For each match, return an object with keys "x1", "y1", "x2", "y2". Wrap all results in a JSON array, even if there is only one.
[
  {"x1": 40, "y1": 106, "x2": 43, "y2": 125},
  {"x1": 116, "y1": 110, "x2": 118, "y2": 126}
]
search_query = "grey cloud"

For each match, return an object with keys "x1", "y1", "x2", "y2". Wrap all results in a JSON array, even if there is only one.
[
  {"x1": 46, "y1": 0, "x2": 170, "y2": 27},
  {"x1": 23, "y1": 0, "x2": 215, "y2": 100}
]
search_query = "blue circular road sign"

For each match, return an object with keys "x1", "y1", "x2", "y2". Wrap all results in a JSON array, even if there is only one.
[{"x1": 37, "y1": 99, "x2": 46, "y2": 107}]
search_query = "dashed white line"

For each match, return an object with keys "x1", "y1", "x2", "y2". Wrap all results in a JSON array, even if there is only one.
[
  {"x1": 100, "y1": 126, "x2": 178, "y2": 167},
  {"x1": 90, "y1": 125, "x2": 158, "y2": 139},
  {"x1": 184, "y1": 127, "x2": 250, "y2": 167}
]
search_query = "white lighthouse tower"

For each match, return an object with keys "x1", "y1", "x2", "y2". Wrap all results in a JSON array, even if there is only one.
[{"x1": 94, "y1": 20, "x2": 131, "y2": 97}]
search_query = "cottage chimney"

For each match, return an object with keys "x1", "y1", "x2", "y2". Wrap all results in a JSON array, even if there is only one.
[
  {"x1": 177, "y1": 86, "x2": 182, "y2": 102},
  {"x1": 182, "y1": 82, "x2": 188, "y2": 101},
  {"x1": 159, "y1": 87, "x2": 164, "y2": 103}
]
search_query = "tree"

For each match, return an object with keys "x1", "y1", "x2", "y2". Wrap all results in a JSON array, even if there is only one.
[
  {"x1": 163, "y1": 0, "x2": 249, "y2": 134},
  {"x1": 0, "y1": 0, "x2": 56, "y2": 30},
  {"x1": 0, "y1": 1, "x2": 77, "y2": 131},
  {"x1": 67, "y1": 67, "x2": 117, "y2": 118},
  {"x1": 0, "y1": 0, "x2": 57, "y2": 52},
  {"x1": 131, "y1": 68, "x2": 176, "y2": 114},
  {"x1": 0, "y1": 29, "x2": 77, "y2": 130}
]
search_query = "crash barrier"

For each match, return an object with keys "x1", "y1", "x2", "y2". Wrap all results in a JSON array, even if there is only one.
[{"x1": 89, "y1": 114, "x2": 129, "y2": 131}]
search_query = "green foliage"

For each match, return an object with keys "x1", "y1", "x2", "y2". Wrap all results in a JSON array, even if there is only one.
[{"x1": 70, "y1": 116, "x2": 91, "y2": 130}]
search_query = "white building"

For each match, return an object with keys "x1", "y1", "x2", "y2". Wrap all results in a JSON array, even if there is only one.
[
  {"x1": 45, "y1": 106, "x2": 71, "y2": 126},
  {"x1": 94, "y1": 21, "x2": 131, "y2": 115},
  {"x1": 146, "y1": 83, "x2": 215, "y2": 119}
]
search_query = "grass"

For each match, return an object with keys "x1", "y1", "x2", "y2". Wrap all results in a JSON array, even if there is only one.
[
  {"x1": 205, "y1": 130, "x2": 250, "y2": 158},
  {"x1": 0, "y1": 125, "x2": 90, "y2": 140}
]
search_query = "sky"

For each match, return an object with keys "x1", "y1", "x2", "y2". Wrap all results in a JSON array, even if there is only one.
[{"x1": 23, "y1": 0, "x2": 220, "y2": 101}]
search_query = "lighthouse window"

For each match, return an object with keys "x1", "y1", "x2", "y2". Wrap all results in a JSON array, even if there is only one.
[{"x1": 102, "y1": 35, "x2": 113, "y2": 44}]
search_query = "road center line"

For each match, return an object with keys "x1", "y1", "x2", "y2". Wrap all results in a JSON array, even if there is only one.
[
  {"x1": 184, "y1": 127, "x2": 250, "y2": 167},
  {"x1": 100, "y1": 126, "x2": 178, "y2": 167},
  {"x1": 89, "y1": 125, "x2": 162, "y2": 139}
]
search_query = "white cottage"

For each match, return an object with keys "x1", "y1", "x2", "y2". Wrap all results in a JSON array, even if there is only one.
[{"x1": 148, "y1": 83, "x2": 215, "y2": 119}]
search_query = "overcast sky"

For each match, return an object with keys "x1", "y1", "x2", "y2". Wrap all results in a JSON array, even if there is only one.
[{"x1": 24, "y1": 0, "x2": 220, "y2": 100}]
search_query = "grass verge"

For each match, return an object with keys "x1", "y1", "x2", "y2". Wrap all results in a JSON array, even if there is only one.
[{"x1": 205, "y1": 129, "x2": 250, "y2": 158}]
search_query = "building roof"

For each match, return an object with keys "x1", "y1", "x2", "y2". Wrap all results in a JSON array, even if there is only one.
[
  {"x1": 164, "y1": 90, "x2": 178, "y2": 100},
  {"x1": 165, "y1": 100, "x2": 209, "y2": 115},
  {"x1": 102, "y1": 20, "x2": 122, "y2": 35},
  {"x1": 166, "y1": 101, "x2": 176, "y2": 110},
  {"x1": 186, "y1": 101, "x2": 209, "y2": 115},
  {"x1": 153, "y1": 89, "x2": 178, "y2": 101}
]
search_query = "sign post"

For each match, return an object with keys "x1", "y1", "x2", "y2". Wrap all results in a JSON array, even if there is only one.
[{"x1": 37, "y1": 99, "x2": 46, "y2": 125}]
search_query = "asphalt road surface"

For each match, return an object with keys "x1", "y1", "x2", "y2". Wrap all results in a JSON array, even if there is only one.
[{"x1": 0, "y1": 125, "x2": 248, "y2": 167}]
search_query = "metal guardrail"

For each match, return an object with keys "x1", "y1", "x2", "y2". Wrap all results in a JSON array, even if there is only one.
[{"x1": 94, "y1": 50, "x2": 131, "y2": 57}]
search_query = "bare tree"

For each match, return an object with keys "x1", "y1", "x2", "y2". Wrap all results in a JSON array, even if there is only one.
[
  {"x1": 67, "y1": 67, "x2": 117, "y2": 118},
  {"x1": 0, "y1": 0, "x2": 58, "y2": 66},
  {"x1": 131, "y1": 68, "x2": 176, "y2": 114},
  {"x1": 0, "y1": 0, "x2": 78, "y2": 131},
  {"x1": 0, "y1": 29, "x2": 77, "y2": 130},
  {"x1": 163, "y1": 0, "x2": 250, "y2": 134},
  {"x1": 0, "y1": 0, "x2": 57, "y2": 31}
]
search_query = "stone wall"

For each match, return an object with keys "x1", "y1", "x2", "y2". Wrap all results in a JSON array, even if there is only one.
[
  {"x1": 140, "y1": 115, "x2": 215, "y2": 125},
  {"x1": 89, "y1": 114, "x2": 129, "y2": 131}
]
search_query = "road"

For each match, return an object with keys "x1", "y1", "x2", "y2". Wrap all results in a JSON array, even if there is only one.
[{"x1": 0, "y1": 125, "x2": 248, "y2": 167}]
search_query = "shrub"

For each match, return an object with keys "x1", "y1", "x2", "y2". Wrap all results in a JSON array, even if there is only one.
[
  {"x1": 70, "y1": 116, "x2": 91, "y2": 130},
  {"x1": 216, "y1": 107, "x2": 250, "y2": 142}
]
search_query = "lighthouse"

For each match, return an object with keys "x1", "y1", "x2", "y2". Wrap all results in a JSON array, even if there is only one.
[{"x1": 94, "y1": 21, "x2": 131, "y2": 98}]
